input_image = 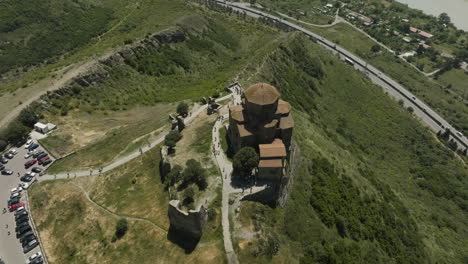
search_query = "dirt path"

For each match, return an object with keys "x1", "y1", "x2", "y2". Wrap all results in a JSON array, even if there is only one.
[
  {"x1": 0, "y1": 53, "x2": 111, "y2": 129},
  {"x1": 73, "y1": 182, "x2": 168, "y2": 233}
]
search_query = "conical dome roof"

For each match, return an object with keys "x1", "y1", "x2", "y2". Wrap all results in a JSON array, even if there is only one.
[{"x1": 244, "y1": 83, "x2": 280, "y2": 105}]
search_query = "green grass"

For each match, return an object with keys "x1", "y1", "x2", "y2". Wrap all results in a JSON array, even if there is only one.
[
  {"x1": 237, "y1": 33, "x2": 468, "y2": 264},
  {"x1": 190, "y1": 120, "x2": 215, "y2": 155},
  {"x1": 29, "y1": 146, "x2": 226, "y2": 263}
]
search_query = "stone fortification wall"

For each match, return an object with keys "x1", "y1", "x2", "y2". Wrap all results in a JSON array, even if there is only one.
[
  {"x1": 167, "y1": 200, "x2": 207, "y2": 238},
  {"x1": 277, "y1": 140, "x2": 301, "y2": 207}
]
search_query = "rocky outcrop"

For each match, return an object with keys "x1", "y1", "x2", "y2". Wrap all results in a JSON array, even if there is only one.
[{"x1": 168, "y1": 200, "x2": 207, "y2": 238}]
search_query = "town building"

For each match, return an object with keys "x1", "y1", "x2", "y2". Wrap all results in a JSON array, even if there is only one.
[{"x1": 228, "y1": 83, "x2": 294, "y2": 180}]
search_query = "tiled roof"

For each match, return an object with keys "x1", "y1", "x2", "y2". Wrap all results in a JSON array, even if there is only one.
[
  {"x1": 280, "y1": 114, "x2": 294, "y2": 129},
  {"x1": 237, "y1": 124, "x2": 253, "y2": 137},
  {"x1": 259, "y1": 139, "x2": 287, "y2": 158},
  {"x1": 245, "y1": 83, "x2": 280, "y2": 105},
  {"x1": 259, "y1": 159, "x2": 283, "y2": 168},
  {"x1": 230, "y1": 105, "x2": 244, "y2": 122},
  {"x1": 276, "y1": 100, "x2": 291, "y2": 115}
]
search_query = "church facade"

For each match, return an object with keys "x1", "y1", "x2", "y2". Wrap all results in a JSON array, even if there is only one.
[{"x1": 228, "y1": 83, "x2": 294, "y2": 180}]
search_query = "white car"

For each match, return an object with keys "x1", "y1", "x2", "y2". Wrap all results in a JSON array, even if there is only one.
[
  {"x1": 10, "y1": 192, "x2": 20, "y2": 199},
  {"x1": 8, "y1": 149, "x2": 17, "y2": 155},
  {"x1": 24, "y1": 152, "x2": 33, "y2": 159},
  {"x1": 24, "y1": 139, "x2": 33, "y2": 149},
  {"x1": 27, "y1": 252, "x2": 43, "y2": 264},
  {"x1": 19, "y1": 183, "x2": 30, "y2": 190},
  {"x1": 25, "y1": 172, "x2": 36, "y2": 177},
  {"x1": 11, "y1": 187, "x2": 23, "y2": 194}
]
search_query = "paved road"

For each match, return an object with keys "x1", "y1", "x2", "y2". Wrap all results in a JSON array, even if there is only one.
[
  {"x1": 0, "y1": 142, "x2": 51, "y2": 263},
  {"x1": 214, "y1": 0, "x2": 468, "y2": 153}
]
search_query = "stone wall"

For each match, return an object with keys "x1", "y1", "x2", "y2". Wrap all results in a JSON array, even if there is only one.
[{"x1": 167, "y1": 200, "x2": 207, "y2": 238}]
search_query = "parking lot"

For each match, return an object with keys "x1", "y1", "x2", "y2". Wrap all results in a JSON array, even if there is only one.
[{"x1": 0, "y1": 135, "x2": 53, "y2": 264}]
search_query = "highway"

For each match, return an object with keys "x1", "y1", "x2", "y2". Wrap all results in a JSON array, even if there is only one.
[{"x1": 213, "y1": 1, "x2": 468, "y2": 153}]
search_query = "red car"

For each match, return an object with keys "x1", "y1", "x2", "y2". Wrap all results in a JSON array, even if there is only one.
[
  {"x1": 9, "y1": 202, "x2": 25, "y2": 212},
  {"x1": 24, "y1": 159, "x2": 37, "y2": 168},
  {"x1": 38, "y1": 156, "x2": 50, "y2": 165}
]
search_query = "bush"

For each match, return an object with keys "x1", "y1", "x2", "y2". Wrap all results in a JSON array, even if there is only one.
[
  {"x1": 182, "y1": 159, "x2": 207, "y2": 190},
  {"x1": 233, "y1": 147, "x2": 259, "y2": 180},
  {"x1": 164, "y1": 130, "x2": 182, "y2": 149},
  {"x1": 0, "y1": 139, "x2": 7, "y2": 152},
  {"x1": 176, "y1": 102, "x2": 189, "y2": 117},
  {"x1": 115, "y1": 218, "x2": 128, "y2": 239},
  {"x1": 2, "y1": 121, "x2": 30, "y2": 145}
]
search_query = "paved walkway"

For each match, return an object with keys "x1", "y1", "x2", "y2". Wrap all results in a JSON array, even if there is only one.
[{"x1": 39, "y1": 93, "x2": 233, "y2": 181}]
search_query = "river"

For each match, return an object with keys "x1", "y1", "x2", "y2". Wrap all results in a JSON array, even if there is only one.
[{"x1": 396, "y1": 0, "x2": 468, "y2": 31}]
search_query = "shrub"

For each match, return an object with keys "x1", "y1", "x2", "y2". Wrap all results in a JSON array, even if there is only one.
[
  {"x1": 164, "y1": 130, "x2": 182, "y2": 149},
  {"x1": 233, "y1": 147, "x2": 259, "y2": 180},
  {"x1": 176, "y1": 102, "x2": 189, "y2": 117},
  {"x1": 115, "y1": 218, "x2": 128, "y2": 239},
  {"x1": 182, "y1": 159, "x2": 207, "y2": 190}
]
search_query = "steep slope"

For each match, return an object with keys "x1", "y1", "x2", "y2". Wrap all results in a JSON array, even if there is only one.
[{"x1": 234, "y1": 33, "x2": 467, "y2": 264}]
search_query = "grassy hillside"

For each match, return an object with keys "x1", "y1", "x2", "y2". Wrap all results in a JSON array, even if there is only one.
[
  {"x1": 234, "y1": 34, "x2": 467, "y2": 264},
  {"x1": 30, "y1": 146, "x2": 226, "y2": 264},
  {"x1": 44, "y1": 11, "x2": 281, "y2": 172}
]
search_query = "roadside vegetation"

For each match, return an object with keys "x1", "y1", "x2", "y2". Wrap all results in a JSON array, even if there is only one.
[{"x1": 233, "y1": 34, "x2": 467, "y2": 264}]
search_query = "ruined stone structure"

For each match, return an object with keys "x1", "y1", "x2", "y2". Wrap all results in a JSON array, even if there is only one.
[
  {"x1": 167, "y1": 200, "x2": 207, "y2": 238},
  {"x1": 228, "y1": 83, "x2": 294, "y2": 181}
]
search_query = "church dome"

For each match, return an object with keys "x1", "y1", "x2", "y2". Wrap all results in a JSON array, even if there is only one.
[{"x1": 245, "y1": 83, "x2": 280, "y2": 105}]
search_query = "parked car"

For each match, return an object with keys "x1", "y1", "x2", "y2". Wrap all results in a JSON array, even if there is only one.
[
  {"x1": 19, "y1": 231, "x2": 34, "y2": 242},
  {"x1": 4, "y1": 153, "x2": 13, "y2": 159},
  {"x1": 10, "y1": 192, "x2": 20, "y2": 199},
  {"x1": 11, "y1": 187, "x2": 23, "y2": 194},
  {"x1": 9, "y1": 202, "x2": 25, "y2": 212},
  {"x1": 31, "y1": 167, "x2": 43, "y2": 173},
  {"x1": 32, "y1": 150, "x2": 44, "y2": 159},
  {"x1": 20, "y1": 175, "x2": 34, "y2": 182},
  {"x1": 24, "y1": 139, "x2": 33, "y2": 149},
  {"x1": 8, "y1": 149, "x2": 18, "y2": 155},
  {"x1": 25, "y1": 159, "x2": 37, "y2": 168},
  {"x1": 14, "y1": 206, "x2": 25, "y2": 216},
  {"x1": 27, "y1": 252, "x2": 43, "y2": 262},
  {"x1": 0, "y1": 157, "x2": 8, "y2": 164},
  {"x1": 0, "y1": 164, "x2": 4, "y2": 171},
  {"x1": 19, "y1": 183, "x2": 30, "y2": 190},
  {"x1": 21, "y1": 233, "x2": 35, "y2": 244},
  {"x1": 15, "y1": 210, "x2": 28, "y2": 219},
  {"x1": 15, "y1": 222, "x2": 30, "y2": 232},
  {"x1": 16, "y1": 225, "x2": 32, "y2": 237},
  {"x1": 15, "y1": 214, "x2": 29, "y2": 224},
  {"x1": 29, "y1": 258, "x2": 43, "y2": 264},
  {"x1": 28, "y1": 144, "x2": 39, "y2": 151},
  {"x1": 42, "y1": 159, "x2": 52, "y2": 166},
  {"x1": 8, "y1": 197, "x2": 21, "y2": 206},
  {"x1": 24, "y1": 152, "x2": 34, "y2": 159},
  {"x1": 36, "y1": 152, "x2": 48, "y2": 160},
  {"x1": 21, "y1": 235, "x2": 36, "y2": 246},
  {"x1": 38, "y1": 156, "x2": 50, "y2": 165},
  {"x1": 23, "y1": 239, "x2": 38, "y2": 253},
  {"x1": 1, "y1": 169, "x2": 13, "y2": 175}
]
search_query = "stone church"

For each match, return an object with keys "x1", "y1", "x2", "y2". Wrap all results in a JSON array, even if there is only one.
[{"x1": 228, "y1": 83, "x2": 294, "y2": 181}]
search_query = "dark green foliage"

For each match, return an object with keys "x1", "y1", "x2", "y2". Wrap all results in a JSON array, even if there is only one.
[
  {"x1": 0, "y1": 0, "x2": 113, "y2": 73},
  {"x1": 233, "y1": 147, "x2": 259, "y2": 180},
  {"x1": 1, "y1": 121, "x2": 30, "y2": 145},
  {"x1": 17, "y1": 103, "x2": 43, "y2": 127},
  {"x1": 125, "y1": 45, "x2": 190, "y2": 76},
  {"x1": 114, "y1": 218, "x2": 128, "y2": 239},
  {"x1": 164, "y1": 130, "x2": 182, "y2": 149},
  {"x1": 371, "y1": 44, "x2": 381, "y2": 53},
  {"x1": 166, "y1": 165, "x2": 183, "y2": 188},
  {"x1": 176, "y1": 102, "x2": 189, "y2": 117},
  {"x1": 0, "y1": 139, "x2": 7, "y2": 152},
  {"x1": 182, "y1": 159, "x2": 207, "y2": 190},
  {"x1": 183, "y1": 185, "x2": 196, "y2": 206}
]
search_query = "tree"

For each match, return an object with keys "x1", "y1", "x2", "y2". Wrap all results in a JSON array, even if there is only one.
[
  {"x1": 438, "y1": 13, "x2": 451, "y2": 25},
  {"x1": 183, "y1": 184, "x2": 196, "y2": 206},
  {"x1": 176, "y1": 102, "x2": 189, "y2": 117},
  {"x1": 371, "y1": 44, "x2": 381, "y2": 53},
  {"x1": 183, "y1": 159, "x2": 207, "y2": 190},
  {"x1": 2, "y1": 121, "x2": 30, "y2": 145},
  {"x1": 233, "y1": 147, "x2": 259, "y2": 180},
  {"x1": 164, "y1": 130, "x2": 182, "y2": 150},
  {"x1": 18, "y1": 104, "x2": 42, "y2": 127},
  {"x1": 0, "y1": 139, "x2": 7, "y2": 152},
  {"x1": 115, "y1": 218, "x2": 128, "y2": 239},
  {"x1": 166, "y1": 165, "x2": 183, "y2": 187}
]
